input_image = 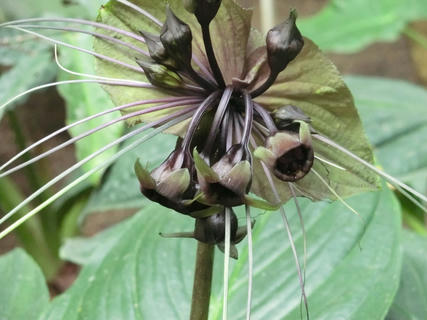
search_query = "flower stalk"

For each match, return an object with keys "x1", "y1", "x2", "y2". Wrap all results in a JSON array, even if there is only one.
[{"x1": 190, "y1": 241, "x2": 215, "y2": 320}]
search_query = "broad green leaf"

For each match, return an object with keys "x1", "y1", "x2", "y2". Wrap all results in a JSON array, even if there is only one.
[
  {"x1": 0, "y1": 29, "x2": 56, "y2": 121},
  {"x1": 0, "y1": 249, "x2": 50, "y2": 320},
  {"x1": 94, "y1": 0, "x2": 252, "y2": 126},
  {"x1": 254, "y1": 39, "x2": 378, "y2": 203},
  {"x1": 299, "y1": 0, "x2": 427, "y2": 53},
  {"x1": 81, "y1": 129, "x2": 176, "y2": 216},
  {"x1": 57, "y1": 33, "x2": 123, "y2": 184},
  {"x1": 52, "y1": 187, "x2": 400, "y2": 319},
  {"x1": 1, "y1": 0, "x2": 105, "y2": 20},
  {"x1": 346, "y1": 76, "x2": 427, "y2": 193},
  {"x1": 387, "y1": 230, "x2": 427, "y2": 320}
]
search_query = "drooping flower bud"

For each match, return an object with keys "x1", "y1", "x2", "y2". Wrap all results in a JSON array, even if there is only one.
[
  {"x1": 135, "y1": 148, "x2": 209, "y2": 215},
  {"x1": 183, "y1": 0, "x2": 222, "y2": 26},
  {"x1": 194, "y1": 208, "x2": 249, "y2": 259},
  {"x1": 139, "y1": 31, "x2": 178, "y2": 70},
  {"x1": 194, "y1": 208, "x2": 238, "y2": 244},
  {"x1": 193, "y1": 144, "x2": 252, "y2": 207},
  {"x1": 273, "y1": 105, "x2": 311, "y2": 130},
  {"x1": 254, "y1": 121, "x2": 314, "y2": 182},
  {"x1": 266, "y1": 9, "x2": 304, "y2": 74},
  {"x1": 160, "y1": 7, "x2": 193, "y2": 69},
  {"x1": 135, "y1": 59, "x2": 183, "y2": 89}
]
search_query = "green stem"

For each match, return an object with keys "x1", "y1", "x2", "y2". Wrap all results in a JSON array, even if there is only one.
[
  {"x1": 7, "y1": 109, "x2": 60, "y2": 254},
  {"x1": 404, "y1": 27, "x2": 427, "y2": 50},
  {"x1": 0, "y1": 177, "x2": 61, "y2": 279},
  {"x1": 190, "y1": 242, "x2": 215, "y2": 320},
  {"x1": 7, "y1": 110, "x2": 45, "y2": 194}
]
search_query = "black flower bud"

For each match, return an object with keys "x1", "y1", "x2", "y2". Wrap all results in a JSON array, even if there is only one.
[
  {"x1": 160, "y1": 7, "x2": 193, "y2": 69},
  {"x1": 139, "y1": 32, "x2": 167, "y2": 62},
  {"x1": 194, "y1": 208, "x2": 238, "y2": 244},
  {"x1": 135, "y1": 59, "x2": 183, "y2": 89},
  {"x1": 254, "y1": 121, "x2": 314, "y2": 182},
  {"x1": 266, "y1": 9, "x2": 304, "y2": 73},
  {"x1": 135, "y1": 148, "x2": 209, "y2": 215},
  {"x1": 139, "y1": 31, "x2": 179, "y2": 70},
  {"x1": 183, "y1": 0, "x2": 222, "y2": 26},
  {"x1": 194, "y1": 144, "x2": 252, "y2": 207}
]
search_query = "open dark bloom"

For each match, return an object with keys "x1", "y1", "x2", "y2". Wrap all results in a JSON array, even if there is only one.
[{"x1": 1, "y1": 0, "x2": 427, "y2": 319}]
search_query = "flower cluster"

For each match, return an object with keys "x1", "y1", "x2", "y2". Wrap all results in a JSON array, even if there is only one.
[{"x1": 130, "y1": 4, "x2": 315, "y2": 253}]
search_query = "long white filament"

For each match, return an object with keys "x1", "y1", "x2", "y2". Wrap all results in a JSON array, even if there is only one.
[
  {"x1": 7, "y1": 26, "x2": 143, "y2": 73},
  {"x1": 1, "y1": 96, "x2": 198, "y2": 172},
  {"x1": 223, "y1": 207, "x2": 231, "y2": 320},
  {"x1": 0, "y1": 109, "x2": 195, "y2": 226},
  {"x1": 53, "y1": 45, "x2": 135, "y2": 82},
  {"x1": 261, "y1": 162, "x2": 309, "y2": 320},
  {"x1": 289, "y1": 183, "x2": 308, "y2": 318},
  {"x1": 0, "y1": 101, "x2": 200, "y2": 176},
  {"x1": 311, "y1": 168, "x2": 363, "y2": 220},
  {"x1": 0, "y1": 79, "x2": 152, "y2": 112},
  {"x1": 0, "y1": 115, "x2": 187, "y2": 239},
  {"x1": 314, "y1": 155, "x2": 346, "y2": 171},
  {"x1": 245, "y1": 204, "x2": 253, "y2": 320},
  {"x1": 19, "y1": 24, "x2": 149, "y2": 56},
  {"x1": 116, "y1": 0, "x2": 163, "y2": 27},
  {"x1": 314, "y1": 134, "x2": 427, "y2": 203},
  {"x1": 0, "y1": 18, "x2": 147, "y2": 43}
]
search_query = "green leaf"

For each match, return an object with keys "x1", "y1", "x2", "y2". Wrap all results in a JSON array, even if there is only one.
[
  {"x1": 52, "y1": 187, "x2": 400, "y2": 319},
  {"x1": 254, "y1": 39, "x2": 378, "y2": 204},
  {"x1": 387, "y1": 230, "x2": 427, "y2": 320},
  {"x1": 57, "y1": 33, "x2": 123, "y2": 184},
  {"x1": 0, "y1": 249, "x2": 50, "y2": 320},
  {"x1": 346, "y1": 76, "x2": 427, "y2": 193},
  {"x1": 82, "y1": 129, "x2": 176, "y2": 216},
  {"x1": 0, "y1": 0, "x2": 106, "y2": 20},
  {"x1": 299, "y1": 0, "x2": 427, "y2": 53},
  {"x1": 0, "y1": 28, "x2": 56, "y2": 121}
]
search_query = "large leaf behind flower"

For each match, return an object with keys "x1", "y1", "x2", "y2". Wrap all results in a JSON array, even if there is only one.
[
  {"x1": 346, "y1": 76, "x2": 427, "y2": 193},
  {"x1": 387, "y1": 230, "x2": 427, "y2": 320},
  {"x1": 94, "y1": 0, "x2": 252, "y2": 127},
  {"x1": 0, "y1": 249, "x2": 49, "y2": 320},
  {"x1": 254, "y1": 39, "x2": 378, "y2": 203},
  {"x1": 49, "y1": 187, "x2": 400, "y2": 319}
]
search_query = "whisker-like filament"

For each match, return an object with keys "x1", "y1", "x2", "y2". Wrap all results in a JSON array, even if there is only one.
[
  {"x1": 0, "y1": 79, "x2": 154, "y2": 112},
  {"x1": 223, "y1": 207, "x2": 231, "y2": 320},
  {"x1": 314, "y1": 155, "x2": 346, "y2": 171},
  {"x1": 289, "y1": 183, "x2": 307, "y2": 319},
  {"x1": 7, "y1": 26, "x2": 144, "y2": 73},
  {"x1": 52, "y1": 45, "x2": 142, "y2": 83},
  {"x1": 0, "y1": 18, "x2": 147, "y2": 43},
  {"x1": 0, "y1": 108, "x2": 196, "y2": 226},
  {"x1": 20, "y1": 24, "x2": 149, "y2": 56},
  {"x1": 261, "y1": 161, "x2": 309, "y2": 320},
  {"x1": 314, "y1": 134, "x2": 427, "y2": 204},
  {"x1": 0, "y1": 17, "x2": 215, "y2": 81},
  {"x1": 311, "y1": 168, "x2": 364, "y2": 221},
  {"x1": 245, "y1": 204, "x2": 253, "y2": 320},
  {"x1": 0, "y1": 114, "x2": 189, "y2": 239},
  {"x1": 393, "y1": 183, "x2": 427, "y2": 214},
  {"x1": 1, "y1": 98, "x2": 202, "y2": 172},
  {"x1": 116, "y1": 0, "x2": 163, "y2": 27}
]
